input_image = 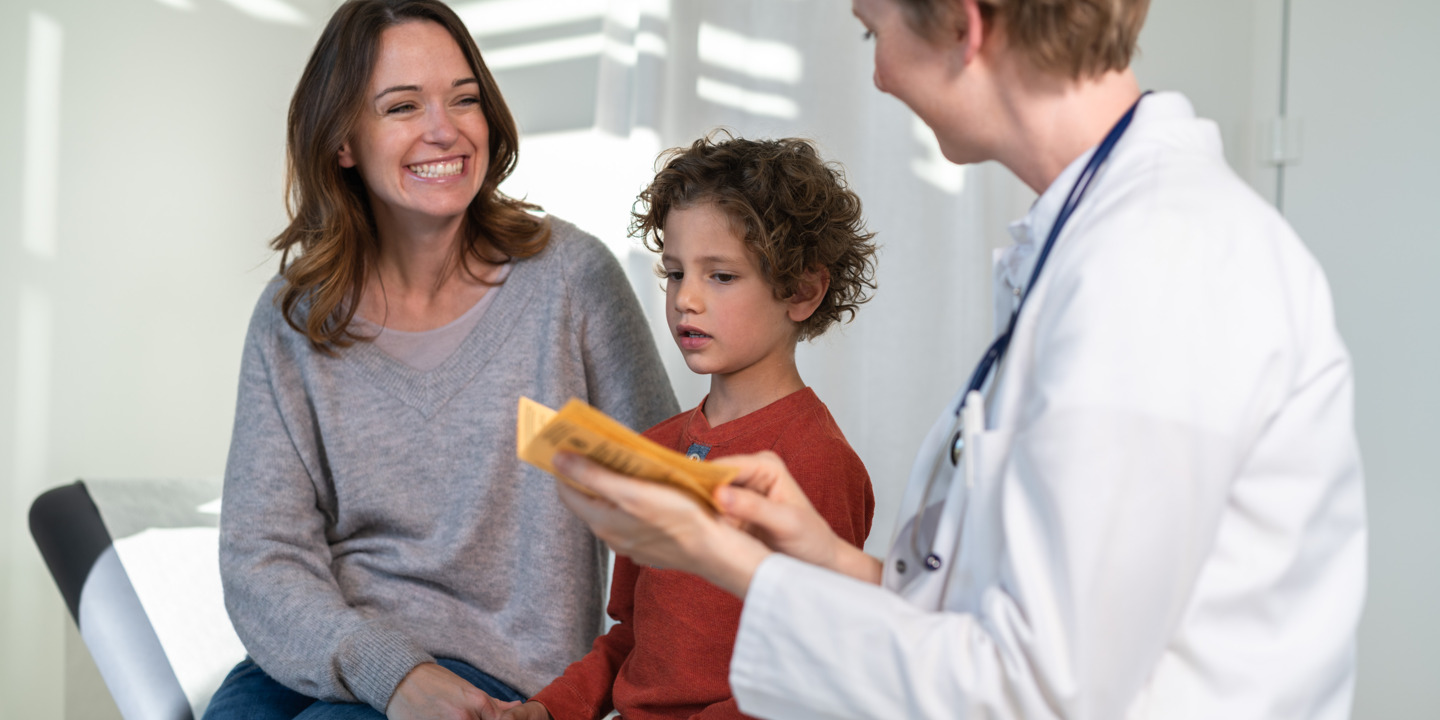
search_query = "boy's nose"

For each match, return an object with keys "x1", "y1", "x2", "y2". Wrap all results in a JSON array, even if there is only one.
[{"x1": 672, "y1": 280, "x2": 702, "y2": 314}]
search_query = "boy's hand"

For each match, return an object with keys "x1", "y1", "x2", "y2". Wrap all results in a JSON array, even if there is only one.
[{"x1": 716, "y1": 451, "x2": 882, "y2": 585}]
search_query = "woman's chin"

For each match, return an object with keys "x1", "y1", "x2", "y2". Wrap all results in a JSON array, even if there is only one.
[{"x1": 377, "y1": 200, "x2": 478, "y2": 232}]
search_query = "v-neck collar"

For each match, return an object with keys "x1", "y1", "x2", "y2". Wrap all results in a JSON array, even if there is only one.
[
  {"x1": 681, "y1": 387, "x2": 819, "y2": 446},
  {"x1": 344, "y1": 242, "x2": 548, "y2": 419}
]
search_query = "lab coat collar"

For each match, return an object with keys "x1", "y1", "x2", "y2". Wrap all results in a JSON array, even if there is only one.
[{"x1": 1001, "y1": 92, "x2": 1200, "y2": 294}]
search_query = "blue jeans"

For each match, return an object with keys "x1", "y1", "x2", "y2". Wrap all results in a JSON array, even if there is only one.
[{"x1": 202, "y1": 657, "x2": 524, "y2": 719}]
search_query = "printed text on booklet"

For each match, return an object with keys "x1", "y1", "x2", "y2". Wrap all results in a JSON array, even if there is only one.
[{"x1": 516, "y1": 397, "x2": 736, "y2": 510}]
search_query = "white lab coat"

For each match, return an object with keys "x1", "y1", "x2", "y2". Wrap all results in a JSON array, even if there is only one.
[{"x1": 728, "y1": 93, "x2": 1367, "y2": 720}]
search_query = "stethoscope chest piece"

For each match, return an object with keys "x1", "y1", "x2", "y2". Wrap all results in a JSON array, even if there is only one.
[
  {"x1": 894, "y1": 554, "x2": 944, "y2": 575},
  {"x1": 950, "y1": 429, "x2": 964, "y2": 466}
]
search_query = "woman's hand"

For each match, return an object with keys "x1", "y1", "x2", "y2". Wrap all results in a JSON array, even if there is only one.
[
  {"x1": 386, "y1": 663, "x2": 519, "y2": 720},
  {"x1": 716, "y1": 452, "x2": 883, "y2": 584},
  {"x1": 553, "y1": 453, "x2": 771, "y2": 597},
  {"x1": 484, "y1": 700, "x2": 552, "y2": 720}
]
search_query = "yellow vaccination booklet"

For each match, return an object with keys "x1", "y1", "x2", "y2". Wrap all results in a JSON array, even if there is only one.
[{"x1": 516, "y1": 397, "x2": 736, "y2": 510}]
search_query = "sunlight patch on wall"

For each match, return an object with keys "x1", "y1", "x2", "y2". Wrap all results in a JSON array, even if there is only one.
[
  {"x1": 500, "y1": 127, "x2": 663, "y2": 260},
  {"x1": 465, "y1": 0, "x2": 669, "y2": 70},
  {"x1": 482, "y1": 33, "x2": 606, "y2": 69},
  {"x1": 636, "y1": 0, "x2": 669, "y2": 21},
  {"x1": 453, "y1": 0, "x2": 606, "y2": 36},
  {"x1": 23, "y1": 12, "x2": 62, "y2": 261},
  {"x1": 695, "y1": 76, "x2": 798, "y2": 119},
  {"x1": 478, "y1": 31, "x2": 666, "y2": 70},
  {"x1": 214, "y1": 0, "x2": 307, "y2": 26},
  {"x1": 634, "y1": 30, "x2": 667, "y2": 59},
  {"x1": 697, "y1": 23, "x2": 802, "y2": 84},
  {"x1": 600, "y1": 0, "x2": 669, "y2": 63},
  {"x1": 695, "y1": 23, "x2": 802, "y2": 119}
]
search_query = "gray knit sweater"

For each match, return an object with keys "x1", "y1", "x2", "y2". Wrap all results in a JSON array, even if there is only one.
[{"x1": 219, "y1": 218, "x2": 677, "y2": 711}]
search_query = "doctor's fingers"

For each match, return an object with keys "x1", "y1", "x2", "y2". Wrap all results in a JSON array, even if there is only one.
[
  {"x1": 717, "y1": 482, "x2": 838, "y2": 565},
  {"x1": 555, "y1": 453, "x2": 686, "y2": 517},
  {"x1": 553, "y1": 452, "x2": 623, "y2": 499},
  {"x1": 714, "y1": 451, "x2": 802, "y2": 499},
  {"x1": 553, "y1": 476, "x2": 639, "y2": 545},
  {"x1": 553, "y1": 474, "x2": 713, "y2": 564}
]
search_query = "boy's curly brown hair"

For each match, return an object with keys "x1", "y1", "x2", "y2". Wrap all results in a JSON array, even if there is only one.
[{"x1": 631, "y1": 133, "x2": 878, "y2": 341}]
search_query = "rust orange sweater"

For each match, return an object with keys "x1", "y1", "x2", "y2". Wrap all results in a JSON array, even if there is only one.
[{"x1": 530, "y1": 388, "x2": 874, "y2": 720}]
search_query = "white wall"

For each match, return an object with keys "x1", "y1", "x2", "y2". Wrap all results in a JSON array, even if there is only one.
[
  {"x1": 1282, "y1": 2, "x2": 1440, "y2": 717},
  {"x1": 1137, "y1": 2, "x2": 1440, "y2": 717},
  {"x1": 1, "y1": 1, "x2": 322, "y2": 716},
  {"x1": 1, "y1": 0, "x2": 1435, "y2": 717}
]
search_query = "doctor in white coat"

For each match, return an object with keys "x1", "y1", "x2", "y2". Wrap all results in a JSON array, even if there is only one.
[{"x1": 545, "y1": 0, "x2": 1368, "y2": 718}]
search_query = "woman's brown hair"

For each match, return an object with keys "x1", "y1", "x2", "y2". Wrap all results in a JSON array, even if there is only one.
[
  {"x1": 895, "y1": 0, "x2": 1150, "y2": 79},
  {"x1": 274, "y1": 0, "x2": 549, "y2": 351}
]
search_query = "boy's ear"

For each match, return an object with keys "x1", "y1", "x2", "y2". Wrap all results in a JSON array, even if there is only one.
[{"x1": 786, "y1": 267, "x2": 830, "y2": 324}]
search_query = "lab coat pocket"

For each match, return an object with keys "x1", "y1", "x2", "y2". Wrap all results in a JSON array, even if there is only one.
[
  {"x1": 945, "y1": 425, "x2": 1015, "y2": 613},
  {"x1": 885, "y1": 463, "x2": 967, "y2": 610}
]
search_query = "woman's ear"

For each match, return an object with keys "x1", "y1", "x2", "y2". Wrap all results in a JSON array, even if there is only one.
[
  {"x1": 338, "y1": 141, "x2": 356, "y2": 169},
  {"x1": 786, "y1": 267, "x2": 830, "y2": 324}
]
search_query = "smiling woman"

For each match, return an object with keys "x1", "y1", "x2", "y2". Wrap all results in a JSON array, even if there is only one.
[
  {"x1": 337, "y1": 21, "x2": 491, "y2": 238},
  {"x1": 204, "y1": 2, "x2": 678, "y2": 719},
  {"x1": 271, "y1": 0, "x2": 538, "y2": 344}
]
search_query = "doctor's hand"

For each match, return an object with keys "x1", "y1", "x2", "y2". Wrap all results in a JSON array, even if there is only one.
[
  {"x1": 553, "y1": 453, "x2": 772, "y2": 597},
  {"x1": 717, "y1": 452, "x2": 883, "y2": 585}
]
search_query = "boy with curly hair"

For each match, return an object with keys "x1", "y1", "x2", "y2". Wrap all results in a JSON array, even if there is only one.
[{"x1": 501, "y1": 135, "x2": 879, "y2": 720}]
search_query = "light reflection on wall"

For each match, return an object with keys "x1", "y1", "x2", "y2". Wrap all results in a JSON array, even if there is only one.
[
  {"x1": 696, "y1": 23, "x2": 801, "y2": 82},
  {"x1": 8, "y1": 14, "x2": 64, "y2": 719},
  {"x1": 457, "y1": 0, "x2": 669, "y2": 74},
  {"x1": 153, "y1": 0, "x2": 307, "y2": 24},
  {"x1": 212, "y1": 0, "x2": 306, "y2": 25},
  {"x1": 16, "y1": 8, "x2": 60, "y2": 532},
  {"x1": 462, "y1": 0, "x2": 674, "y2": 258},
  {"x1": 695, "y1": 23, "x2": 801, "y2": 119},
  {"x1": 453, "y1": 0, "x2": 607, "y2": 36},
  {"x1": 22, "y1": 12, "x2": 61, "y2": 261}
]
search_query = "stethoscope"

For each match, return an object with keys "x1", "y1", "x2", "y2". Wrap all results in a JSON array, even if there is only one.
[{"x1": 904, "y1": 92, "x2": 1152, "y2": 574}]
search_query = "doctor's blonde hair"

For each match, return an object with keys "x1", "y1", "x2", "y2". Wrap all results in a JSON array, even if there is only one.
[{"x1": 896, "y1": 0, "x2": 1150, "y2": 79}]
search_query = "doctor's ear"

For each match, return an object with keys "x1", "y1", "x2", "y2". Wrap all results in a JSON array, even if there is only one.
[
  {"x1": 786, "y1": 268, "x2": 830, "y2": 324},
  {"x1": 956, "y1": 0, "x2": 988, "y2": 65},
  {"x1": 338, "y1": 141, "x2": 356, "y2": 169}
]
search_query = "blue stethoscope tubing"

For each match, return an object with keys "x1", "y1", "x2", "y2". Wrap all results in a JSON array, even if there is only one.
[
  {"x1": 910, "y1": 92, "x2": 1152, "y2": 574},
  {"x1": 959, "y1": 91, "x2": 1152, "y2": 411}
]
